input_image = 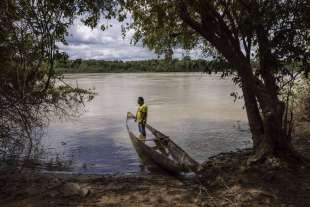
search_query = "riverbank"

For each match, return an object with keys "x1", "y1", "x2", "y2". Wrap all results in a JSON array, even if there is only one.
[
  {"x1": 1, "y1": 172, "x2": 204, "y2": 207},
  {"x1": 54, "y1": 59, "x2": 230, "y2": 74},
  {"x1": 1, "y1": 120, "x2": 309, "y2": 207}
]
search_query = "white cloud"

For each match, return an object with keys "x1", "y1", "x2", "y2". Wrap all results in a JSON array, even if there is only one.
[{"x1": 59, "y1": 18, "x2": 203, "y2": 61}]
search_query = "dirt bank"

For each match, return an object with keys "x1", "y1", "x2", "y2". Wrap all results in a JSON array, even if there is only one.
[
  {"x1": 1, "y1": 172, "x2": 205, "y2": 207},
  {"x1": 197, "y1": 120, "x2": 310, "y2": 207},
  {"x1": 1, "y1": 121, "x2": 309, "y2": 207}
]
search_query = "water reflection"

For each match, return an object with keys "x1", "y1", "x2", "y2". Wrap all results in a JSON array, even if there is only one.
[{"x1": 43, "y1": 73, "x2": 251, "y2": 174}]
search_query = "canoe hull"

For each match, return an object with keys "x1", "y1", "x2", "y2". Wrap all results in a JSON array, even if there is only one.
[
  {"x1": 126, "y1": 112, "x2": 200, "y2": 174},
  {"x1": 128, "y1": 131, "x2": 182, "y2": 174}
]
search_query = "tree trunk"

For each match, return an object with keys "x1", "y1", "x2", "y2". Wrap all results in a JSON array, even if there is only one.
[
  {"x1": 238, "y1": 61, "x2": 299, "y2": 164},
  {"x1": 178, "y1": 3, "x2": 303, "y2": 164},
  {"x1": 240, "y1": 80, "x2": 264, "y2": 149},
  {"x1": 248, "y1": 110, "x2": 298, "y2": 163},
  {"x1": 220, "y1": 49, "x2": 300, "y2": 164},
  {"x1": 217, "y1": 46, "x2": 297, "y2": 163}
]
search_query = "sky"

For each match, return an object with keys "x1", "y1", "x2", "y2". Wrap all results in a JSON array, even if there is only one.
[{"x1": 58, "y1": 19, "x2": 203, "y2": 61}]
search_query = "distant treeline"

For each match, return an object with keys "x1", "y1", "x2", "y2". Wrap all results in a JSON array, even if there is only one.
[{"x1": 55, "y1": 58, "x2": 232, "y2": 73}]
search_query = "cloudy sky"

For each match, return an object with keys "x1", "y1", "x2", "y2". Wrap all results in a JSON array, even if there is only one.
[{"x1": 58, "y1": 19, "x2": 203, "y2": 61}]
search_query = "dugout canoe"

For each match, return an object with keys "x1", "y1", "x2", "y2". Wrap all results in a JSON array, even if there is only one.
[{"x1": 126, "y1": 112, "x2": 200, "y2": 174}]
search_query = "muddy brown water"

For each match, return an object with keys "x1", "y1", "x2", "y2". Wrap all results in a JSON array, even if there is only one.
[{"x1": 42, "y1": 73, "x2": 251, "y2": 174}]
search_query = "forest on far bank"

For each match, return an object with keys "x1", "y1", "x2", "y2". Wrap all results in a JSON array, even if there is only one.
[{"x1": 55, "y1": 57, "x2": 232, "y2": 73}]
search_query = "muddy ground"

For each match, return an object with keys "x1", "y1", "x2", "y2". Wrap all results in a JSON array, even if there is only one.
[{"x1": 1, "y1": 121, "x2": 309, "y2": 207}]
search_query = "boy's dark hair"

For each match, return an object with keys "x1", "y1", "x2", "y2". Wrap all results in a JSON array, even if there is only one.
[{"x1": 138, "y1": 97, "x2": 144, "y2": 102}]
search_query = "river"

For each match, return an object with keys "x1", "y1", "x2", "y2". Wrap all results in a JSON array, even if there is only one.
[{"x1": 43, "y1": 73, "x2": 251, "y2": 174}]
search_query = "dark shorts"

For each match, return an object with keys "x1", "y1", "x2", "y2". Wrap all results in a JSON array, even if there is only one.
[{"x1": 138, "y1": 122, "x2": 146, "y2": 136}]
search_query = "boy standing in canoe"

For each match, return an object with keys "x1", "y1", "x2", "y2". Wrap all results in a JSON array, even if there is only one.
[{"x1": 135, "y1": 97, "x2": 148, "y2": 139}]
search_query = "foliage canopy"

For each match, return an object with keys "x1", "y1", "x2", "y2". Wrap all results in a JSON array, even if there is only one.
[{"x1": 0, "y1": 0, "x2": 119, "y2": 161}]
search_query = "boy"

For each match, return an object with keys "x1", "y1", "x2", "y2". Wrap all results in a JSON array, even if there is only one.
[{"x1": 135, "y1": 97, "x2": 148, "y2": 139}]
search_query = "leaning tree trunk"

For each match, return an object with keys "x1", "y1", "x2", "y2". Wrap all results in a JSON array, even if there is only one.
[
  {"x1": 238, "y1": 60, "x2": 300, "y2": 164},
  {"x1": 178, "y1": 2, "x2": 303, "y2": 164},
  {"x1": 213, "y1": 44, "x2": 298, "y2": 163},
  {"x1": 248, "y1": 101, "x2": 292, "y2": 163},
  {"x1": 240, "y1": 81, "x2": 264, "y2": 149},
  {"x1": 219, "y1": 48, "x2": 299, "y2": 164},
  {"x1": 248, "y1": 26, "x2": 301, "y2": 163}
]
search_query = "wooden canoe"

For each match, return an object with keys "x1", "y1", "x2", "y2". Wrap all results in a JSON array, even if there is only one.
[{"x1": 126, "y1": 112, "x2": 200, "y2": 174}]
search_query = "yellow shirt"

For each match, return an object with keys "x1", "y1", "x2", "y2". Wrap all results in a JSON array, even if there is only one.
[{"x1": 136, "y1": 104, "x2": 147, "y2": 123}]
